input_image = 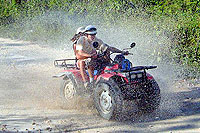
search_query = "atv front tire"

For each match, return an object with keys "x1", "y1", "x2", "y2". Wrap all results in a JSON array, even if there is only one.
[
  {"x1": 94, "y1": 78, "x2": 123, "y2": 120},
  {"x1": 60, "y1": 74, "x2": 79, "y2": 103}
]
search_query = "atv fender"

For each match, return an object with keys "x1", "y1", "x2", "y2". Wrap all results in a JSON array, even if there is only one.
[
  {"x1": 53, "y1": 69, "x2": 85, "y2": 81},
  {"x1": 146, "y1": 73, "x2": 154, "y2": 80},
  {"x1": 53, "y1": 71, "x2": 72, "y2": 78},
  {"x1": 96, "y1": 72, "x2": 125, "y2": 82}
]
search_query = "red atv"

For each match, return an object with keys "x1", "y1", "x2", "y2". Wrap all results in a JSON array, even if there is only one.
[{"x1": 53, "y1": 43, "x2": 161, "y2": 120}]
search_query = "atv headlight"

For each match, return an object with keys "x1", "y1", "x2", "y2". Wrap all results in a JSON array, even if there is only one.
[
  {"x1": 131, "y1": 74, "x2": 137, "y2": 79},
  {"x1": 137, "y1": 73, "x2": 143, "y2": 78}
]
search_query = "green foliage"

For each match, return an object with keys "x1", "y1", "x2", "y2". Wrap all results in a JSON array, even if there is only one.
[{"x1": 0, "y1": 0, "x2": 199, "y2": 78}]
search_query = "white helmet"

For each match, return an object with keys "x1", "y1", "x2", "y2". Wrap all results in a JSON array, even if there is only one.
[
  {"x1": 76, "y1": 26, "x2": 85, "y2": 34},
  {"x1": 85, "y1": 25, "x2": 97, "y2": 35}
]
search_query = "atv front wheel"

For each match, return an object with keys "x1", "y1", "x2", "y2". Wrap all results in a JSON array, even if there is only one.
[
  {"x1": 60, "y1": 74, "x2": 79, "y2": 103},
  {"x1": 94, "y1": 78, "x2": 123, "y2": 120}
]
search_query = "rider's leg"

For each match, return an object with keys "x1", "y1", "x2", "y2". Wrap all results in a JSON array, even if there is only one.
[
  {"x1": 78, "y1": 60, "x2": 87, "y2": 82},
  {"x1": 87, "y1": 65, "x2": 94, "y2": 83},
  {"x1": 88, "y1": 58, "x2": 96, "y2": 83}
]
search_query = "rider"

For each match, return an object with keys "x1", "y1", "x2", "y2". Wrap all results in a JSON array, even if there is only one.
[
  {"x1": 75, "y1": 25, "x2": 129, "y2": 87},
  {"x1": 84, "y1": 25, "x2": 129, "y2": 68}
]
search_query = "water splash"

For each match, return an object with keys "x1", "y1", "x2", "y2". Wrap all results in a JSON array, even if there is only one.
[{"x1": 0, "y1": 11, "x2": 189, "y2": 117}]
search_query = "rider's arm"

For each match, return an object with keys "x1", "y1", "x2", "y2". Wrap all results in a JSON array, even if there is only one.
[
  {"x1": 107, "y1": 46, "x2": 123, "y2": 53},
  {"x1": 107, "y1": 45, "x2": 129, "y2": 55},
  {"x1": 95, "y1": 37, "x2": 124, "y2": 54}
]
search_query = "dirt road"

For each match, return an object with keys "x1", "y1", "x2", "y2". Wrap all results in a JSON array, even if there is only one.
[{"x1": 0, "y1": 38, "x2": 200, "y2": 132}]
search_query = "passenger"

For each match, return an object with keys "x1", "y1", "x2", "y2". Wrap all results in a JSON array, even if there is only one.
[
  {"x1": 70, "y1": 27, "x2": 86, "y2": 59},
  {"x1": 75, "y1": 26, "x2": 97, "y2": 87}
]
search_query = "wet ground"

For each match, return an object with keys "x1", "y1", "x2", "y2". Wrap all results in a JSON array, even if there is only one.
[{"x1": 0, "y1": 38, "x2": 200, "y2": 132}]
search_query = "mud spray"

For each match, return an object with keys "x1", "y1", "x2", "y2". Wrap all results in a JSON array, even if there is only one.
[{"x1": 0, "y1": 11, "x2": 185, "y2": 118}]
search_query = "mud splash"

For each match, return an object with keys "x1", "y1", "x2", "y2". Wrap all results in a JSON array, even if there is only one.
[
  {"x1": 1, "y1": 11, "x2": 182, "y2": 114},
  {"x1": 1, "y1": 10, "x2": 200, "y2": 131}
]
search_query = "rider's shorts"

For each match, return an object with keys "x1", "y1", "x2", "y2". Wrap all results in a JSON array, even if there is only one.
[{"x1": 77, "y1": 58, "x2": 96, "y2": 68}]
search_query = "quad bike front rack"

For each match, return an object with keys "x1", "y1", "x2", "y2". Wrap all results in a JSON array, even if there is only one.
[
  {"x1": 105, "y1": 66, "x2": 157, "y2": 73},
  {"x1": 105, "y1": 65, "x2": 157, "y2": 82},
  {"x1": 54, "y1": 58, "x2": 77, "y2": 69}
]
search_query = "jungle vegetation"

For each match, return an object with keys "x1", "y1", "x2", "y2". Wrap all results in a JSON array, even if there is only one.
[{"x1": 0, "y1": 0, "x2": 199, "y2": 78}]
